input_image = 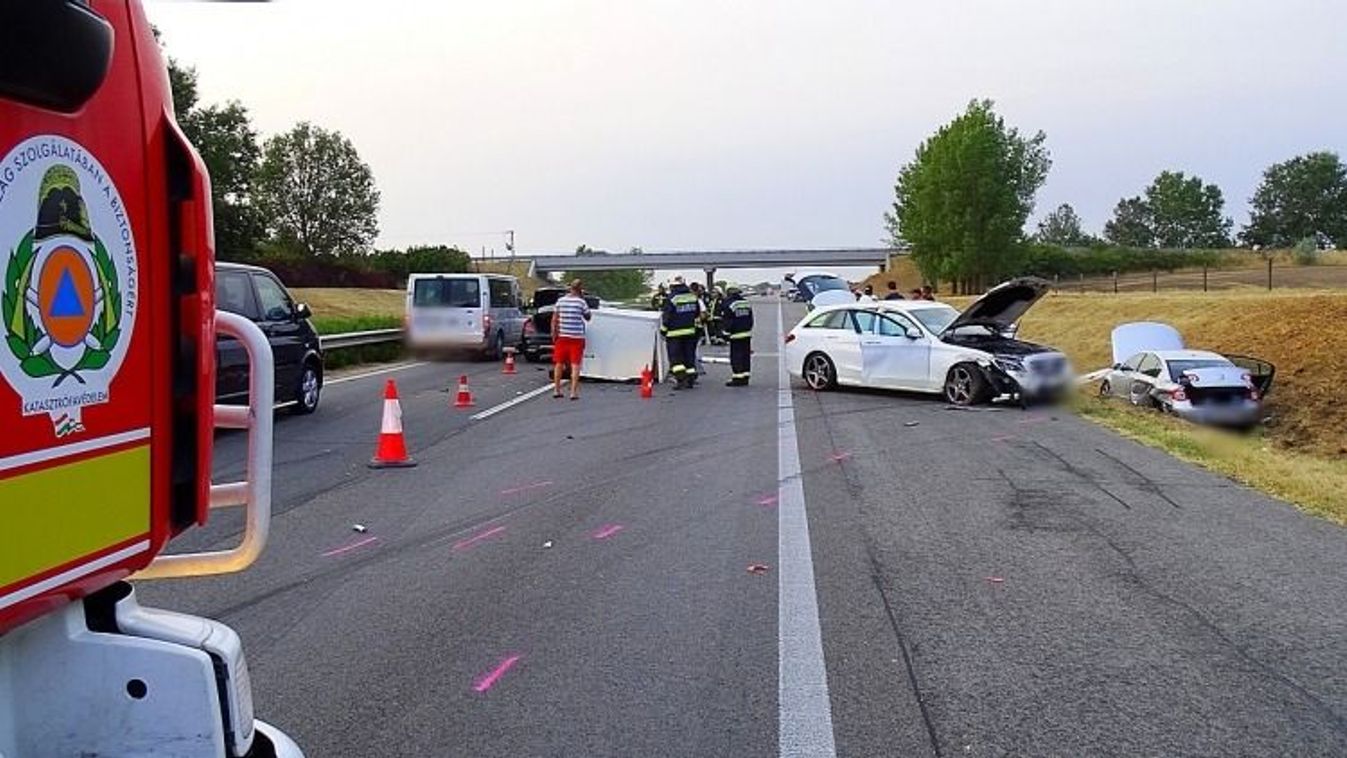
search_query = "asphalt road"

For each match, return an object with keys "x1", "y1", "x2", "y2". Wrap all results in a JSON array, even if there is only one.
[{"x1": 138, "y1": 299, "x2": 1347, "y2": 757}]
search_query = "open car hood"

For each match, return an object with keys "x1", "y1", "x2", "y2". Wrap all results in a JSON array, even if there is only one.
[
  {"x1": 942, "y1": 277, "x2": 1050, "y2": 335},
  {"x1": 1111, "y1": 322, "x2": 1184, "y2": 366}
]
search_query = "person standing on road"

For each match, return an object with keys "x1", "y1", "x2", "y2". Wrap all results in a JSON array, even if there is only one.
[
  {"x1": 552, "y1": 279, "x2": 592, "y2": 400},
  {"x1": 883, "y1": 281, "x2": 904, "y2": 300},
  {"x1": 719, "y1": 286, "x2": 754, "y2": 386},
  {"x1": 662, "y1": 276, "x2": 702, "y2": 389}
]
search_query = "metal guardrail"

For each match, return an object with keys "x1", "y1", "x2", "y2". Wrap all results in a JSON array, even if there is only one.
[{"x1": 320, "y1": 328, "x2": 404, "y2": 350}]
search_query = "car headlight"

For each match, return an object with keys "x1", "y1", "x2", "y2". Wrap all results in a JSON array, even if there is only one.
[{"x1": 993, "y1": 356, "x2": 1026, "y2": 374}]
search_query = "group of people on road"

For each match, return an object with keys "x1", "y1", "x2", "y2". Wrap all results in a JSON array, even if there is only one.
[
  {"x1": 855, "y1": 281, "x2": 936, "y2": 302},
  {"x1": 659, "y1": 276, "x2": 754, "y2": 389}
]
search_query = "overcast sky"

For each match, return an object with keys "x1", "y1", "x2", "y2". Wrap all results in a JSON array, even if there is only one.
[{"x1": 150, "y1": 0, "x2": 1346, "y2": 283}]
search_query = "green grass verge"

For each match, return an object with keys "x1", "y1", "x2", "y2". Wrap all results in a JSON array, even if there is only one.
[{"x1": 1073, "y1": 395, "x2": 1347, "y2": 525}]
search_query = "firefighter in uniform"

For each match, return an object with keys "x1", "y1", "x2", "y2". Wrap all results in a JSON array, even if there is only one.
[
  {"x1": 661, "y1": 277, "x2": 702, "y2": 389},
  {"x1": 719, "y1": 286, "x2": 754, "y2": 386}
]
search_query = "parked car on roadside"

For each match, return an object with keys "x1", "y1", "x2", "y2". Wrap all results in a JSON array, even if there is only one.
[
  {"x1": 784, "y1": 277, "x2": 1072, "y2": 406},
  {"x1": 519, "y1": 286, "x2": 601, "y2": 362},
  {"x1": 1099, "y1": 322, "x2": 1274, "y2": 429},
  {"x1": 215, "y1": 262, "x2": 325, "y2": 414},
  {"x1": 405, "y1": 273, "x2": 526, "y2": 359}
]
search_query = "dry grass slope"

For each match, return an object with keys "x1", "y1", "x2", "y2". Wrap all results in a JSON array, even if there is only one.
[{"x1": 292, "y1": 288, "x2": 405, "y2": 322}]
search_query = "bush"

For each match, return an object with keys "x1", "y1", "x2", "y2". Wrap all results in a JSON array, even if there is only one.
[
  {"x1": 1293, "y1": 237, "x2": 1320, "y2": 265},
  {"x1": 1018, "y1": 244, "x2": 1229, "y2": 279},
  {"x1": 240, "y1": 242, "x2": 472, "y2": 288}
]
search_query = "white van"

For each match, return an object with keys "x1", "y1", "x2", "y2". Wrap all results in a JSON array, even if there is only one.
[{"x1": 406, "y1": 273, "x2": 526, "y2": 358}]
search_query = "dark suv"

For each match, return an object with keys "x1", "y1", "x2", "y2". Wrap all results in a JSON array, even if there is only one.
[{"x1": 215, "y1": 262, "x2": 325, "y2": 414}]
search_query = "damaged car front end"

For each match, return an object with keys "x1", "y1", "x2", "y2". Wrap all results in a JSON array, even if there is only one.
[{"x1": 936, "y1": 277, "x2": 1074, "y2": 405}]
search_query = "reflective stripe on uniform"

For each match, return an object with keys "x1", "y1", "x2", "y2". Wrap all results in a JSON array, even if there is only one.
[
  {"x1": 729, "y1": 332, "x2": 752, "y2": 339},
  {"x1": 665, "y1": 328, "x2": 696, "y2": 338},
  {"x1": 732, "y1": 372, "x2": 751, "y2": 379},
  {"x1": 671, "y1": 365, "x2": 686, "y2": 373}
]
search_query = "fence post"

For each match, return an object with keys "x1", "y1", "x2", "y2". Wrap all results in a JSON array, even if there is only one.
[
  {"x1": 1267, "y1": 257, "x2": 1273, "y2": 290},
  {"x1": 1203, "y1": 265, "x2": 1208, "y2": 292},
  {"x1": 1053, "y1": 273, "x2": 1059, "y2": 292},
  {"x1": 1079, "y1": 272, "x2": 1085, "y2": 292},
  {"x1": 1152, "y1": 269, "x2": 1158, "y2": 293},
  {"x1": 1113, "y1": 270, "x2": 1118, "y2": 294}
]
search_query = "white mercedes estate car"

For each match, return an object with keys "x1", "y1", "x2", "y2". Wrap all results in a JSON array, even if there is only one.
[{"x1": 784, "y1": 277, "x2": 1072, "y2": 406}]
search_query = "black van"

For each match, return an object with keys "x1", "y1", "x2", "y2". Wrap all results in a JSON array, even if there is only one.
[{"x1": 215, "y1": 262, "x2": 325, "y2": 413}]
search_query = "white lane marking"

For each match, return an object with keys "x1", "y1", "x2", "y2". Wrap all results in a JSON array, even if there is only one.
[
  {"x1": 1, "y1": 540, "x2": 149, "y2": 611},
  {"x1": 324, "y1": 361, "x2": 427, "y2": 387},
  {"x1": 0, "y1": 427, "x2": 150, "y2": 474},
  {"x1": 470, "y1": 383, "x2": 554, "y2": 421},
  {"x1": 777, "y1": 301, "x2": 838, "y2": 757}
]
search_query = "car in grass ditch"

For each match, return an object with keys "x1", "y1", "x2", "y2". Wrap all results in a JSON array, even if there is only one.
[
  {"x1": 1098, "y1": 322, "x2": 1274, "y2": 429},
  {"x1": 784, "y1": 277, "x2": 1072, "y2": 405}
]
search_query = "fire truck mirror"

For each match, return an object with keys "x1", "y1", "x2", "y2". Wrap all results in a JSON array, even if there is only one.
[{"x1": 0, "y1": 1, "x2": 114, "y2": 113}]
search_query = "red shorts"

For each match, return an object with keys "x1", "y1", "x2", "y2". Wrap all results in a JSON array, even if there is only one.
[{"x1": 553, "y1": 336, "x2": 585, "y2": 366}]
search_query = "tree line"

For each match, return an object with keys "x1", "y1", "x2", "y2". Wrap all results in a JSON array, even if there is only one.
[
  {"x1": 166, "y1": 47, "x2": 470, "y2": 287},
  {"x1": 887, "y1": 99, "x2": 1347, "y2": 292}
]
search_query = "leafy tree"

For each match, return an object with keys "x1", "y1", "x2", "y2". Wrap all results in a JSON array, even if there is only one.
[
  {"x1": 1241, "y1": 151, "x2": 1347, "y2": 248},
  {"x1": 167, "y1": 58, "x2": 198, "y2": 117},
  {"x1": 560, "y1": 245, "x2": 651, "y2": 300},
  {"x1": 1103, "y1": 197, "x2": 1155, "y2": 247},
  {"x1": 1106, "y1": 171, "x2": 1230, "y2": 248},
  {"x1": 256, "y1": 122, "x2": 381, "y2": 257},
  {"x1": 1146, "y1": 171, "x2": 1231, "y2": 248},
  {"x1": 179, "y1": 102, "x2": 264, "y2": 260},
  {"x1": 1034, "y1": 203, "x2": 1095, "y2": 246},
  {"x1": 885, "y1": 99, "x2": 1050, "y2": 293}
]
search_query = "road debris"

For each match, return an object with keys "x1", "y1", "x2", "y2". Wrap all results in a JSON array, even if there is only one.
[
  {"x1": 542, "y1": 540, "x2": 553, "y2": 549},
  {"x1": 352, "y1": 523, "x2": 367, "y2": 533},
  {"x1": 746, "y1": 563, "x2": 771, "y2": 575},
  {"x1": 904, "y1": 421, "x2": 920, "y2": 427},
  {"x1": 985, "y1": 576, "x2": 1005, "y2": 583}
]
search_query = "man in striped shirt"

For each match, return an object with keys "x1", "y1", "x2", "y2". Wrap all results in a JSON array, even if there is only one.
[{"x1": 551, "y1": 279, "x2": 592, "y2": 400}]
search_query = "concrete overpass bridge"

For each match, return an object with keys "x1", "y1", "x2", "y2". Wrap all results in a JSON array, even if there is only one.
[{"x1": 527, "y1": 247, "x2": 902, "y2": 288}]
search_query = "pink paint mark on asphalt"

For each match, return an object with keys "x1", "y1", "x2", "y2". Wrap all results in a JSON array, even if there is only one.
[
  {"x1": 453, "y1": 525, "x2": 507, "y2": 551},
  {"x1": 499, "y1": 481, "x2": 553, "y2": 496},
  {"x1": 757, "y1": 494, "x2": 779, "y2": 508},
  {"x1": 592, "y1": 524, "x2": 625, "y2": 540},
  {"x1": 473, "y1": 654, "x2": 522, "y2": 693},
  {"x1": 829, "y1": 451, "x2": 852, "y2": 463},
  {"x1": 321, "y1": 535, "x2": 380, "y2": 558}
]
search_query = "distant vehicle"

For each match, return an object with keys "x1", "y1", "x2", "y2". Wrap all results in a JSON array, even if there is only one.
[
  {"x1": 406, "y1": 273, "x2": 526, "y2": 358},
  {"x1": 784, "y1": 277, "x2": 1072, "y2": 406},
  {"x1": 215, "y1": 262, "x2": 326, "y2": 413},
  {"x1": 1099, "y1": 322, "x2": 1274, "y2": 428},
  {"x1": 785, "y1": 271, "x2": 852, "y2": 309},
  {"x1": 519, "y1": 286, "x2": 600, "y2": 362}
]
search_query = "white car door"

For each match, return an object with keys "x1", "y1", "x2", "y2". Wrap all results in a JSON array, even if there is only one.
[
  {"x1": 861, "y1": 312, "x2": 932, "y2": 389},
  {"x1": 819, "y1": 310, "x2": 863, "y2": 384}
]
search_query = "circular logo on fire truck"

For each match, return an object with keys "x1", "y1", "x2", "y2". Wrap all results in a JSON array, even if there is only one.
[{"x1": 0, "y1": 135, "x2": 137, "y2": 437}]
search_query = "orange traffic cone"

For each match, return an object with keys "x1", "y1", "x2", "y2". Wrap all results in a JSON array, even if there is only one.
[
  {"x1": 639, "y1": 365, "x2": 654, "y2": 399},
  {"x1": 369, "y1": 379, "x2": 416, "y2": 468},
  {"x1": 453, "y1": 374, "x2": 475, "y2": 408},
  {"x1": 502, "y1": 348, "x2": 517, "y2": 375}
]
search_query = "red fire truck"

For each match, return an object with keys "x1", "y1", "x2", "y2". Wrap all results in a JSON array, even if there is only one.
[{"x1": 0, "y1": 2, "x2": 301, "y2": 755}]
